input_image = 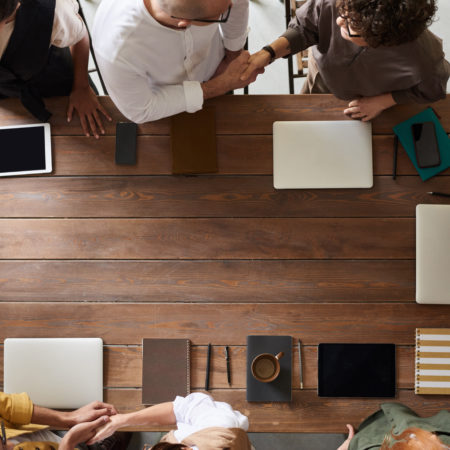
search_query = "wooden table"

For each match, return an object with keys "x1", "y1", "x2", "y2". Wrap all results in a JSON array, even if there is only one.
[{"x1": 0, "y1": 94, "x2": 450, "y2": 433}]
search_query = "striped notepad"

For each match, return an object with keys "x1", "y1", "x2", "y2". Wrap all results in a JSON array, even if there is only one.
[{"x1": 415, "y1": 328, "x2": 450, "y2": 394}]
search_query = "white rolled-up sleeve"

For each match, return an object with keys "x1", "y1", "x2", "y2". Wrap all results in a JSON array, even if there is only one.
[
  {"x1": 95, "y1": 55, "x2": 203, "y2": 124},
  {"x1": 220, "y1": 0, "x2": 249, "y2": 51}
]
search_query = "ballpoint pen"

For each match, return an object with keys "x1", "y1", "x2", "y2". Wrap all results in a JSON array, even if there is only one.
[
  {"x1": 428, "y1": 191, "x2": 450, "y2": 198},
  {"x1": 298, "y1": 339, "x2": 304, "y2": 389},
  {"x1": 205, "y1": 343, "x2": 212, "y2": 391},
  {"x1": 1, "y1": 420, "x2": 6, "y2": 450},
  {"x1": 225, "y1": 346, "x2": 231, "y2": 386}
]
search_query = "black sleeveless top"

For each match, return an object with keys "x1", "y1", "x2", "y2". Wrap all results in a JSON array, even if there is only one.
[{"x1": 0, "y1": 0, "x2": 73, "y2": 121}]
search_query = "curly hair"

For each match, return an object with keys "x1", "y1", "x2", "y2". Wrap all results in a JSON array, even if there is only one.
[
  {"x1": 336, "y1": 0, "x2": 437, "y2": 47},
  {"x1": 0, "y1": 0, "x2": 19, "y2": 22}
]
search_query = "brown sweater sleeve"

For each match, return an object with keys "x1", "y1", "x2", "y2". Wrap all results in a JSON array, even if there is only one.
[{"x1": 280, "y1": 0, "x2": 324, "y2": 55}]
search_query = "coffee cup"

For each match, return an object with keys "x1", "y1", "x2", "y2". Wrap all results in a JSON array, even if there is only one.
[{"x1": 251, "y1": 351, "x2": 284, "y2": 383}]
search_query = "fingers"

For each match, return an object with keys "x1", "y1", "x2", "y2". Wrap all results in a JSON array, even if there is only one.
[
  {"x1": 95, "y1": 402, "x2": 118, "y2": 414},
  {"x1": 87, "y1": 113, "x2": 100, "y2": 139},
  {"x1": 79, "y1": 115, "x2": 90, "y2": 137},
  {"x1": 346, "y1": 424, "x2": 355, "y2": 439},
  {"x1": 97, "y1": 103, "x2": 112, "y2": 122},
  {"x1": 67, "y1": 104, "x2": 74, "y2": 123}
]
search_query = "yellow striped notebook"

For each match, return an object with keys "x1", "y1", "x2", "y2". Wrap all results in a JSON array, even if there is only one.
[{"x1": 416, "y1": 328, "x2": 450, "y2": 395}]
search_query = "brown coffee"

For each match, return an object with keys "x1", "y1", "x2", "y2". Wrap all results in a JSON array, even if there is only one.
[{"x1": 254, "y1": 357, "x2": 276, "y2": 379}]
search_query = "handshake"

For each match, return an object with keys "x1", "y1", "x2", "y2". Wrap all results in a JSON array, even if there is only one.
[{"x1": 202, "y1": 48, "x2": 275, "y2": 99}]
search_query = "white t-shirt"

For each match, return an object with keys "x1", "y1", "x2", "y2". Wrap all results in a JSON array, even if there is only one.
[
  {"x1": 173, "y1": 393, "x2": 250, "y2": 449},
  {"x1": 0, "y1": 0, "x2": 86, "y2": 58},
  {"x1": 92, "y1": 0, "x2": 249, "y2": 124}
]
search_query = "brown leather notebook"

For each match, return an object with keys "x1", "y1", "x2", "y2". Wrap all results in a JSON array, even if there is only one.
[
  {"x1": 142, "y1": 338, "x2": 191, "y2": 404},
  {"x1": 170, "y1": 107, "x2": 217, "y2": 174}
]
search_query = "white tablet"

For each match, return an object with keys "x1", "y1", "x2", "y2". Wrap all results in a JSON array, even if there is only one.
[{"x1": 0, "y1": 123, "x2": 52, "y2": 177}]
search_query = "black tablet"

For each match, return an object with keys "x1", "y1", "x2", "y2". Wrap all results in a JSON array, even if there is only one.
[
  {"x1": 318, "y1": 343, "x2": 396, "y2": 397},
  {"x1": 0, "y1": 123, "x2": 52, "y2": 177}
]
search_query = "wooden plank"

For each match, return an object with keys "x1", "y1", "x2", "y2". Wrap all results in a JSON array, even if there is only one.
[
  {"x1": 1, "y1": 176, "x2": 449, "y2": 218},
  {"x1": 0, "y1": 218, "x2": 415, "y2": 259},
  {"x1": 1, "y1": 303, "x2": 449, "y2": 345},
  {"x1": 103, "y1": 388, "x2": 450, "y2": 432},
  {"x1": 1, "y1": 95, "x2": 448, "y2": 136},
  {"x1": 0, "y1": 260, "x2": 414, "y2": 303},
  {"x1": 34, "y1": 135, "x2": 450, "y2": 176},
  {"x1": 102, "y1": 345, "x2": 415, "y2": 389}
]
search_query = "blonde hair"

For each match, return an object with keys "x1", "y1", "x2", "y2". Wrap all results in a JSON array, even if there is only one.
[{"x1": 380, "y1": 427, "x2": 450, "y2": 449}]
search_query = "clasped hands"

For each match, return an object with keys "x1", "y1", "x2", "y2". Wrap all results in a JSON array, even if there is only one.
[{"x1": 58, "y1": 401, "x2": 118, "y2": 450}]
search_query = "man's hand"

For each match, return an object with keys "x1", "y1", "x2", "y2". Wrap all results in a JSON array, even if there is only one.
[
  {"x1": 65, "y1": 401, "x2": 118, "y2": 427},
  {"x1": 86, "y1": 413, "x2": 125, "y2": 445},
  {"x1": 67, "y1": 86, "x2": 112, "y2": 139},
  {"x1": 59, "y1": 415, "x2": 111, "y2": 450},
  {"x1": 240, "y1": 49, "x2": 271, "y2": 81},
  {"x1": 202, "y1": 51, "x2": 264, "y2": 99},
  {"x1": 337, "y1": 424, "x2": 355, "y2": 450},
  {"x1": 344, "y1": 93, "x2": 396, "y2": 121},
  {"x1": 212, "y1": 49, "x2": 243, "y2": 78}
]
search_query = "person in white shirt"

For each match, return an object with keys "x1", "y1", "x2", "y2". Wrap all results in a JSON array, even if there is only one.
[
  {"x1": 92, "y1": 0, "x2": 262, "y2": 124},
  {"x1": 0, "y1": 0, "x2": 111, "y2": 138},
  {"x1": 87, "y1": 393, "x2": 253, "y2": 450}
]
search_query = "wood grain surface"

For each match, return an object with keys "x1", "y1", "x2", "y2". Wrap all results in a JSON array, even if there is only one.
[{"x1": 1, "y1": 95, "x2": 449, "y2": 433}]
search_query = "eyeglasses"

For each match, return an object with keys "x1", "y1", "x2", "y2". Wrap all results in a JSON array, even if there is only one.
[
  {"x1": 339, "y1": 14, "x2": 361, "y2": 38},
  {"x1": 171, "y1": 4, "x2": 231, "y2": 23}
]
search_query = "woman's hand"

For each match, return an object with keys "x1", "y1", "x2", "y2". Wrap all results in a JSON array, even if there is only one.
[
  {"x1": 344, "y1": 93, "x2": 396, "y2": 121},
  {"x1": 337, "y1": 424, "x2": 355, "y2": 450},
  {"x1": 59, "y1": 416, "x2": 111, "y2": 450},
  {"x1": 67, "y1": 86, "x2": 112, "y2": 139},
  {"x1": 86, "y1": 413, "x2": 125, "y2": 445}
]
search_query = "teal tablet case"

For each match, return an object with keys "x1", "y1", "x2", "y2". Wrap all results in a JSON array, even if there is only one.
[{"x1": 393, "y1": 107, "x2": 450, "y2": 181}]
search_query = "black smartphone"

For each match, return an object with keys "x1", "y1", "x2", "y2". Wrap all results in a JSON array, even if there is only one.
[
  {"x1": 411, "y1": 121, "x2": 440, "y2": 168},
  {"x1": 115, "y1": 122, "x2": 137, "y2": 165}
]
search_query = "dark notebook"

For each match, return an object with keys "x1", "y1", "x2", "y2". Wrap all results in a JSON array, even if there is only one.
[
  {"x1": 171, "y1": 107, "x2": 218, "y2": 174},
  {"x1": 318, "y1": 343, "x2": 396, "y2": 397},
  {"x1": 142, "y1": 338, "x2": 191, "y2": 404},
  {"x1": 246, "y1": 335, "x2": 292, "y2": 402}
]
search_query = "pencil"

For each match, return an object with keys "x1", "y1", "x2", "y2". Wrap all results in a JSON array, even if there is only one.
[{"x1": 298, "y1": 339, "x2": 304, "y2": 389}]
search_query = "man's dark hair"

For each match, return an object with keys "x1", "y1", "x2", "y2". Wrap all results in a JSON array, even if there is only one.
[
  {"x1": 149, "y1": 443, "x2": 188, "y2": 450},
  {"x1": 0, "y1": 0, "x2": 19, "y2": 22},
  {"x1": 336, "y1": 0, "x2": 437, "y2": 47}
]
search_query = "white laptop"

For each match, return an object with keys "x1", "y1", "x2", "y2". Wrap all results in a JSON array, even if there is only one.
[
  {"x1": 416, "y1": 204, "x2": 450, "y2": 304},
  {"x1": 4, "y1": 338, "x2": 103, "y2": 408},
  {"x1": 273, "y1": 121, "x2": 373, "y2": 189}
]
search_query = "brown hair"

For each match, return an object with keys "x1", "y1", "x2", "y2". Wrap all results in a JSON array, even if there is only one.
[
  {"x1": 336, "y1": 0, "x2": 437, "y2": 47},
  {"x1": 146, "y1": 443, "x2": 188, "y2": 450},
  {"x1": 380, "y1": 427, "x2": 449, "y2": 449},
  {"x1": 0, "y1": 0, "x2": 19, "y2": 21}
]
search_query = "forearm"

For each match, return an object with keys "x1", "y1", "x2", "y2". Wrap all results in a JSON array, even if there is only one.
[
  {"x1": 70, "y1": 32, "x2": 90, "y2": 89},
  {"x1": 31, "y1": 405, "x2": 73, "y2": 428},
  {"x1": 267, "y1": 37, "x2": 292, "y2": 60},
  {"x1": 112, "y1": 402, "x2": 176, "y2": 428}
]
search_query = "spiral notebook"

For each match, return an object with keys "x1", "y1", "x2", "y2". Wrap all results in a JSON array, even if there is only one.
[
  {"x1": 416, "y1": 328, "x2": 450, "y2": 395},
  {"x1": 142, "y1": 338, "x2": 191, "y2": 404}
]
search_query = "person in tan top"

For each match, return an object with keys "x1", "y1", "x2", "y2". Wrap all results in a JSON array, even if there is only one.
[
  {"x1": 241, "y1": 0, "x2": 449, "y2": 121},
  {"x1": 0, "y1": 0, "x2": 111, "y2": 138},
  {"x1": 0, "y1": 391, "x2": 121, "y2": 450}
]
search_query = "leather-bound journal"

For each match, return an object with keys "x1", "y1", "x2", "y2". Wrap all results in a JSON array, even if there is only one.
[
  {"x1": 142, "y1": 338, "x2": 191, "y2": 404},
  {"x1": 170, "y1": 107, "x2": 217, "y2": 174},
  {"x1": 246, "y1": 335, "x2": 292, "y2": 402}
]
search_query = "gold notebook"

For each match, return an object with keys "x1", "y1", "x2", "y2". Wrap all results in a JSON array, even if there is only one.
[{"x1": 415, "y1": 328, "x2": 450, "y2": 395}]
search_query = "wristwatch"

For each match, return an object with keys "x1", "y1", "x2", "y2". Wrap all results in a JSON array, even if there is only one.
[{"x1": 261, "y1": 45, "x2": 276, "y2": 64}]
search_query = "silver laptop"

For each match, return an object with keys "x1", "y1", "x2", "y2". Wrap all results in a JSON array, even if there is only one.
[
  {"x1": 416, "y1": 204, "x2": 450, "y2": 304},
  {"x1": 4, "y1": 338, "x2": 103, "y2": 408},
  {"x1": 273, "y1": 121, "x2": 373, "y2": 189}
]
